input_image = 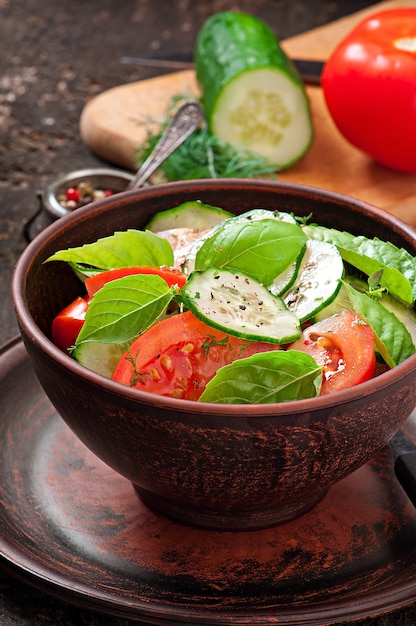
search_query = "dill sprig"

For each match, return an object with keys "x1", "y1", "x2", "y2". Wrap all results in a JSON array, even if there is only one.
[{"x1": 134, "y1": 95, "x2": 278, "y2": 182}]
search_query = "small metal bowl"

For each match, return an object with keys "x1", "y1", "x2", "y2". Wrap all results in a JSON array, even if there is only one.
[{"x1": 42, "y1": 167, "x2": 134, "y2": 220}]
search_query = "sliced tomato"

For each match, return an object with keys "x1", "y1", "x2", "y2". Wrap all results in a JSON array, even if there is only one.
[
  {"x1": 85, "y1": 266, "x2": 187, "y2": 297},
  {"x1": 112, "y1": 311, "x2": 280, "y2": 400},
  {"x1": 52, "y1": 296, "x2": 90, "y2": 353},
  {"x1": 289, "y1": 310, "x2": 376, "y2": 395}
]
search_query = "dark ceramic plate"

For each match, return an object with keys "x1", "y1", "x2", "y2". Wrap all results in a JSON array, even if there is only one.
[{"x1": 1, "y1": 337, "x2": 416, "y2": 625}]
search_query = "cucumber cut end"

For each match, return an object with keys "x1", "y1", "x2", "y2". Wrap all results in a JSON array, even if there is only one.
[{"x1": 212, "y1": 68, "x2": 313, "y2": 169}]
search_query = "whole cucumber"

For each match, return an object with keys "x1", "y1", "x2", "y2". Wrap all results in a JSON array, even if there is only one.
[{"x1": 194, "y1": 11, "x2": 314, "y2": 169}]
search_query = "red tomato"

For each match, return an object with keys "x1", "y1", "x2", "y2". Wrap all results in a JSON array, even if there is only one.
[
  {"x1": 322, "y1": 9, "x2": 416, "y2": 173},
  {"x1": 112, "y1": 311, "x2": 280, "y2": 400},
  {"x1": 52, "y1": 296, "x2": 89, "y2": 353},
  {"x1": 289, "y1": 310, "x2": 376, "y2": 395},
  {"x1": 85, "y1": 266, "x2": 187, "y2": 297}
]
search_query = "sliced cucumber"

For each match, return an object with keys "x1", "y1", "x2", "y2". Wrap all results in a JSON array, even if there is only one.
[
  {"x1": 269, "y1": 257, "x2": 301, "y2": 297},
  {"x1": 195, "y1": 11, "x2": 313, "y2": 169},
  {"x1": 73, "y1": 341, "x2": 126, "y2": 378},
  {"x1": 181, "y1": 268, "x2": 301, "y2": 343},
  {"x1": 283, "y1": 239, "x2": 344, "y2": 322},
  {"x1": 313, "y1": 284, "x2": 352, "y2": 321},
  {"x1": 314, "y1": 276, "x2": 372, "y2": 322},
  {"x1": 146, "y1": 200, "x2": 232, "y2": 233}
]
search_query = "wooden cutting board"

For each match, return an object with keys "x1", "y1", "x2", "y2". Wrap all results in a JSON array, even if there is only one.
[{"x1": 80, "y1": 0, "x2": 416, "y2": 228}]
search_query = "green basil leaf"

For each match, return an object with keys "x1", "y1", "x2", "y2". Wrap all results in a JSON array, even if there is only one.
[
  {"x1": 342, "y1": 281, "x2": 416, "y2": 367},
  {"x1": 303, "y1": 224, "x2": 416, "y2": 305},
  {"x1": 45, "y1": 229, "x2": 174, "y2": 272},
  {"x1": 195, "y1": 219, "x2": 306, "y2": 286},
  {"x1": 76, "y1": 274, "x2": 174, "y2": 344},
  {"x1": 199, "y1": 350, "x2": 322, "y2": 404},
  {"x1": 340, "y1": 248, "x2": 413, "y2": 306}
]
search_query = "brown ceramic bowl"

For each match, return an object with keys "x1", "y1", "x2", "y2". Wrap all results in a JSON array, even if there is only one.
[{"x1": 12, "y1": 179, "x2": 416, "y2": 530}]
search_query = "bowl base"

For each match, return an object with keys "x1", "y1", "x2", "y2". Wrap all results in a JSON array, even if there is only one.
[{"x1": 134, "y1": 486, "x2": 329, "y2": 531}]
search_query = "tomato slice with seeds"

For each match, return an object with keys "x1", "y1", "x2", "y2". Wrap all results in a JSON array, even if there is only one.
[
  {"x1": 289, "y1": 310, "x2": 376, "y2": 395},
  {"x1": 85, "y1": 266, "x2": 187, "y2": 297},
  {"x1": 52, "y1": 296, "x2": 90, "y2": 353},
  {"x1": 112, "y1": 311, "x2": 280, "y2": 400}
]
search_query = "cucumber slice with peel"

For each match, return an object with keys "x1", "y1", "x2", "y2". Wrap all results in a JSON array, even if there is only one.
[
  {"x1": 146, "y1": 200, "x2": 232, "y2": 233},
  {"x1": 269, "y1": 258, "x2": 300, "y2": 297},
  {"x1": 195, "y1": 11, "x2": 313, "y2": 169},
  {"x1": 73, "y1": 341, "x2": 126, "y2": 378},
  {"x1": 181, "y1": 268, "x2": 301, "y2": 343},
  {"x1": 283, "y1": 239, "x2": 344, "y2": 322}
]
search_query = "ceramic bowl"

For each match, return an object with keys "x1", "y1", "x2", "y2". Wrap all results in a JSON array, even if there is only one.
[
  {"x1": 12, "y1": 179, "x2": 416, "y2": 530},
  {"x1": 42, "y1": 167, "x2": 134, "y2": 219}
]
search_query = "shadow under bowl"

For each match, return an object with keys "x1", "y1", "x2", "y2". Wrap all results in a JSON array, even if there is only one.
[{"x1": 11, "y1": 179, "x2": 416, "y2": 530}]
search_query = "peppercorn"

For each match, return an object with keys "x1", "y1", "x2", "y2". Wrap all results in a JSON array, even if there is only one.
[{"x1": 59, "y1": 180, "x2": 114, "y2": 211}]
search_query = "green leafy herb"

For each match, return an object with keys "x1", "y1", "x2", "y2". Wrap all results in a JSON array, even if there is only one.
[
  {"x1": 45, "y1": 230, "x2": 173, "y2": 275},
  {"x1": 135, "y1": 96, "x2": 279, "y2": 182},
  {"x1": 366, "y1": 270, "x2": 386, "y2": 300},
  {"x1": 199, "y1": 350, "x2": 322, "y2": 404},
  {"x1": 201, "y1": 335, "x2": 230, "y2": 358},
  {"x1": 124, "y1": 346, "x2": 151, "y2": 387},
  {"x1": 76, "y1": 274, "x2": 175, "y2": 345},
  {"x1": 342, "y1": 281, "x2": 416, "y2": 367},
  {"x1": 303, "y1": 224, "x2": 416, "y2": 305},
  {"x1": 195, "y1": 218, "x2": 306, "y2": 286}
]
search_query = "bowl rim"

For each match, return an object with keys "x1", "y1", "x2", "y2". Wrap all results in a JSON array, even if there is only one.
[{"x1": 12, "y1": 178, "x2": 416, "y2": 416}]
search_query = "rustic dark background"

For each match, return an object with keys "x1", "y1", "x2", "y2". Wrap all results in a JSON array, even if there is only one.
[
  {"x1": 3, "y1": 1, "x2": 416, "y2": 625},
  {"x1": 1, "y1": 0, "x2": 382, "y2": 348}
]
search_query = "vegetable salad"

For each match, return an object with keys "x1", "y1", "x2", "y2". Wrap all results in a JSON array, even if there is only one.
[{"x1": 47, "y1": 201, "x2": 416, "y2": 404}]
